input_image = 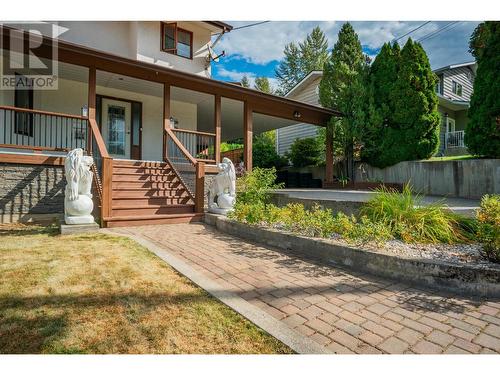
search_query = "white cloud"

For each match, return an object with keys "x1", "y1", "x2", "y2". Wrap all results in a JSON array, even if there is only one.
[{"x1": 215, "y1": 21, "x2": 480, "y2": 69}]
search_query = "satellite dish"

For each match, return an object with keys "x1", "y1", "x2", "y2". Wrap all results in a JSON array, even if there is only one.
[{"x1": 207, "y1": 45, "x2": 225, "y2": 63}]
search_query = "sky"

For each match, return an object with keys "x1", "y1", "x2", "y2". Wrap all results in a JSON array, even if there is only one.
[{"x1": 210, "y1": 21, "x2": 480, "y2": 91}]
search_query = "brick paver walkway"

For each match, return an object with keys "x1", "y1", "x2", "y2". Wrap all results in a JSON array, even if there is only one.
[{"x1": 112, "y1": 223, "x2": 500, "y2": 354}]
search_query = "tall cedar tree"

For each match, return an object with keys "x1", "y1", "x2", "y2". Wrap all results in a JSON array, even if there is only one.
[
  {"x1": 254, "y1": 77, "x2": 273, "y2": 94},
  {"x1": 390, "y1": 38, "x2": 440, "y2": 163},
  {"x1": 275, "y1": 27, "x2": 329, "y2": 95},
  {"x1": 319, "y1": 22, "x2": 369, "y2": 181},
  {"x1": 361, "y1": 42, "x2": 400, "y2": 166},
  {"x1": 240, "y1": 75, "x2": 250, "y2": 88},
  {"x1": 465, "y1": 21, "x2": 500, "y2": 157}
]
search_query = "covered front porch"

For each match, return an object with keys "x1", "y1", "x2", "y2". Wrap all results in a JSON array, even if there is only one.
[{"x1": 0, "y1": 27, "x2": 339, "y2": 226}]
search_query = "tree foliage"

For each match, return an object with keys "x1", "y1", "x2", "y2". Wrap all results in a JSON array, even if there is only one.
[
  {"x1": 319, "y1": 22, "x2": 369, "y2": 180},
  {"x1": 252, "y1": 132, "x2": 288, "y2": 169},
  {"x1": 275, "y1": 27, "x2": 329, "y2": 95},
  {"x1": 362, "y1": 39, "x2": 440, "y2": 167},
  {"x1": 288, "y1": 137, "x2": 324, "y2": 168},
  {"x1": 254, "y1": 76, "x2": 273, "y2": 94},
  {"x1": 240, "y1": 75, "x2": 250, "y2": 88},
  {"x1": 465, "y1": 21, "x2": 500, "y2": 157}
]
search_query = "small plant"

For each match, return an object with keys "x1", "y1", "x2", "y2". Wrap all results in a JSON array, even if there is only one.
[
  {"x1": 338, "y1": 175, "x2": 350, "y2": 187},
  {"x1": 287, "y1": 137, "x2": 324, "y2": 168},
  {"x1": 236, "y1": 167, "x2": 284, "y2": 205},
  {"x1": 477, "y1": 195, "x2": 500, "y2": 263},
  {"x1": 361, "y1": 184, "x2": 464, "y2": 243}
]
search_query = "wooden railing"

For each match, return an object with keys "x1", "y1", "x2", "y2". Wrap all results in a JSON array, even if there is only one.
[
  {"x1": 0, "y1": 105, "x2": 88, "y2": 152},
  {"x1": 164, "y1": 127, "x2": 205, "y2": 213},
  {"x1": 171, "y1": 128, "x2": 216, "y2": 163}
]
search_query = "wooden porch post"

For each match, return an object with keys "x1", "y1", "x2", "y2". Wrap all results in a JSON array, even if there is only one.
[
  {"x1": 214, "y1": 94, "x2": 221, "y2": 163},
  {"x1": 195, "y1": 161, "x2": 205, "y2": 213},
  {"x1": 243, "y1": 101, "x2": 253, "y2": 172},
  {"x1": 163, "y1": 83, "x2": 171, "y2": 161},
  {"x1": 325, "y1": 122, "x2": 334, "y2": 184},
  {"x1": 87, "y1": 66, "x2": 96, "y2": 153}
]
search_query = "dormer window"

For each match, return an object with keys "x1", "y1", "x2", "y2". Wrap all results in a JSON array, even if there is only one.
[{"x1": 161, "y1": 22, "x2": 193, "y2": 59}]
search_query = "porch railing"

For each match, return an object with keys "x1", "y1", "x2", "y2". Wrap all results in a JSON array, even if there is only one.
[
  {"x1": 446, "y1": 130, "x2": 465, "y2": 148},
  {"x1": 164, "y1": 127, "x2": 205, "y2": 213},
  {"x1": 171, "y1": 128, "x2": 216, "y2": 162},
  {"x1": 0, "y1": 105, "x2": 88, "y2": 152}
]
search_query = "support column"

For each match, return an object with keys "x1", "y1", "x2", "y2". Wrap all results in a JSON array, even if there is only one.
[
  {"x1": 87, "y1": 66, "x2": 96, "y2": 153},
  {"x1": 214, "y1": 94, "x2": 221, "y2": 163},
  {"x1": 325, "y1": 122, "x2": 334, "y2": 184},
  {"x1": 243, "y1": 101, "x2": 253, "y2": 172},
  {"x1": 163, "y1": 83, "x2": 171, "y2": 161}
]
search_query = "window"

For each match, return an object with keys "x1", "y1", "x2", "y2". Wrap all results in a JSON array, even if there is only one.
[
  {"x1": 452, "y1": 80, "x2": 463, "y2": 96},
  {"x1": 435, "y1": 75, "x2": 443, "y2": 95},
  {"x1": 161, "y1": 22, "x2": 193, "y2": 59},
  {"x1": 14, "y1": 74, "x2": 34, "y2": 137}
]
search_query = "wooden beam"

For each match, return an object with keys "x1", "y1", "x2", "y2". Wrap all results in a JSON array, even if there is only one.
[
  {"x1": 195, "y1": 161, "x2": 205, "y2": 213},
  {"x1": 0, "y1": 153, "x2": 64, "y2": 166},
  {"x1": 325, "y1": 122, "x2": 334, "y2": 184},
  {"x1": 214, "y1": 94, "x2": 221, "y2": 163},
  {"x1": 243, "y1": 101, "x2": 253, "y2": 172},
  {"x1": 163, "y1": 84, "x2": 171, "y2": 161},
  {"x1": 87, "y1": 66, "x2": 96, "y2": 153}
]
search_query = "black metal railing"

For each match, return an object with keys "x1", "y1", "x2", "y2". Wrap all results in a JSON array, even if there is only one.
[
  {"x1": 0, "y1": 106, "x2": 88, "y2": 152},
  {"x1": 171, "y1": 129, "x2": 215, "y2": 162}
]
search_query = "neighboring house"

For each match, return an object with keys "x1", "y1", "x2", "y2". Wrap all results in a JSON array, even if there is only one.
[
  {"x1": 276, "y1": 61, "x2": 476, "y2": 158},
  {"x1": 276, "y1": 71, "x2": 323, "y2": 156},
  {"x1": 434, "y1": 61, "x2": 476, "y2": 156},
  {"x1": 0, "y1": 22, "x2": 337, "y2": 226}
]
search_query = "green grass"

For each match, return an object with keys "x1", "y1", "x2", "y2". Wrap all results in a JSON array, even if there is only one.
[
  {"x1": 0, "y1": 224, "x2": 292, "y2": 354},
  {"x1": 425, "y1": 154, "x2": 477, "y2": 162}
]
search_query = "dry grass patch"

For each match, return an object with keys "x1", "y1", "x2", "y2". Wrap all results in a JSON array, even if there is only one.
[{"x1": 0, "y1": 224, "x2": 292, "y2": 354}]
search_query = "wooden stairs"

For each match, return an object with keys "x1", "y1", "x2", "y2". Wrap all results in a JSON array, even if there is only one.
[{"x1": 102, "y1": 159, "x2": 203, "y2": 227}]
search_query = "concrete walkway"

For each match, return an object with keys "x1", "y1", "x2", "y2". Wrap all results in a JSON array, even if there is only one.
[
  {"x1": 274, "y1": 189, "x2": 480, "y2": 217},
  {"x1": 109, "y1": 223, "x2": 500, "y2": 354}
]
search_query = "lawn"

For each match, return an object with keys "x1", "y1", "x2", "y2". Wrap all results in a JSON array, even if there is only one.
[{"x1": 0, "y1": 224, "x2": 292, "y2": 354}]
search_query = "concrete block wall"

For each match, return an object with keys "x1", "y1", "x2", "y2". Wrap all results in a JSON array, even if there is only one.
[
  {"x1": 0, "y1": 163, "x2": 65, "y2": 223},
  {"x1": 355, "y1": 159, "x2": 500, "y2": 199}
]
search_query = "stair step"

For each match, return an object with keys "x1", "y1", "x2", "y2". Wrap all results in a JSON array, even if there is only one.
[
  {"x1": 113, "y1": 167, "x2": 173, "y2": 175},
  {"x1": 104, "y1": 213, "x2": 204, "y2": 228},
  {"x1": 112, "y1": 160, "x2": 167, "y2": 167},
  {"x1": 112, "y1": 196, "x2": 193, "y2": 206},
  {"x1": 112, "y1": 174, "x2": 178, "y2": 182},
  {"x1": 112, "y1": 204, "x2": 195, "y2": 216},
  {"x1": 112, "y1": 181, "x2": 182, "y2": 189},
  {"x1": 112, "y1": 189, "x2": 189, "y2": 198}
]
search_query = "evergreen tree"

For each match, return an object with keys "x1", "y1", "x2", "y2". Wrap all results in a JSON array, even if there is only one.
[
  {"x1": 275, "y1": 42, "x2": 301, "y2": 95},
  {"x1": 299, "y1": 26, "x2": 329, "y2": 75},
  {"x1": 388, "y1": 38, "x2": 440, "y2": 163},
  {"x1": 465, "y1": 21, "x2": 500, "y2": 157},
  {"x1": 240, "y1": 75, "x2": 250, "y2": 88},
  {"x1": 254, "y1": 76, "x2": 273, "y2": 94},
  {"x1": 361, "y1": 42, "x2": 400, "y2": 166},
  {"x1": 319, "y1": 22, "x2": 369, "y2": 181}
]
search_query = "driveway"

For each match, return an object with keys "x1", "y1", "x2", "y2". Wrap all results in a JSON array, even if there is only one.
[{"x1": 109, "y1": 223, "x2": 500, "y2": 354}]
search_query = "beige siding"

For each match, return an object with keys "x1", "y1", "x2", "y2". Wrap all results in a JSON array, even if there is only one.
[{"x1": 276, "y1": 76, "x2": 322, "y2": 156}]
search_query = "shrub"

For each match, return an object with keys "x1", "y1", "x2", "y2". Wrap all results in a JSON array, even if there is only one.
[
  {"x1": 236, "y1": 167, "x2": 284, "y2": 205},
  {"x1": 361, "y1": 184, "x2": 463, "y2": 243},
  {"x1": 252, "y1": 133, "x2": 288, "y2": 169},
  {"x1": 477, "y1": 194, "x2": 500, "y2": 262},
  {"x1": 288, "y1": 137, "x2": 324, "y2": 168}
]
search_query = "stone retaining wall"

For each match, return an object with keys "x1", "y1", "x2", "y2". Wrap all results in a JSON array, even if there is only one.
[
  {"x1": 0, "y1": 163, "x2": 65, "y2": 223},
  {"x1": 205, "y1": 214, "x2": 500, "y2": 298}
]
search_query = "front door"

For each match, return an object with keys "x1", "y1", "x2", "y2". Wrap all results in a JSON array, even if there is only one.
[{"x1": 102, "y1": 98, "x2": 131, "y2": 159}]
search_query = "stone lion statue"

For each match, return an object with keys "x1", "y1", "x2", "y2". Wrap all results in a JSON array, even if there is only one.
[
  {"x1": 64, "y1": 148, "x2": 95, "y2": 225},
  {"x1": 208, "y1": 157, "x2": 236, "y2": 215}
]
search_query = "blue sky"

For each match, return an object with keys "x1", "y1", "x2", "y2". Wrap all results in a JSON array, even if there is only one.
[{"x1": 211, "y1": 21, "x2": 480, "y2": 90}]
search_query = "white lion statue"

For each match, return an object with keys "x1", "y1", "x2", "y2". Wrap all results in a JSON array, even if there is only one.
[
  {"x1": 64, "y1": 148, "x2": 95, "y2": 225},
  {"x1": 208, "y1": 157, "x2": 236, "y2": 215}
]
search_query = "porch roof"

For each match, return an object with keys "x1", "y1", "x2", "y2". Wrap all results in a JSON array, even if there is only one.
[{"x1": 1, "y1": 25, "x2": 340, "y2": 126}]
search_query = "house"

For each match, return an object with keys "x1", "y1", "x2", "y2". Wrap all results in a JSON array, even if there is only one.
[
  {"x1": 434, "y1": 61, "x2": 476, "y2": 156},
  {"x1": 276, "y1": 61, "x2": 476, "y2": 159},
  {"x1": 0, "y1": 22, "x2": 339, "y2": 226}
]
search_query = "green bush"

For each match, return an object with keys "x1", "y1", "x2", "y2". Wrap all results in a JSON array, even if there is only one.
[
  {"x1": 361, "y1": 184, "x2": 464, "y2": 243},
  {"x1": 477, "y1": 195, "x2": 500, "y2": 262},
  {"x1": 236, "y1": 167, "x2": 283, "y2": 205},
  {"x1": 288, "y1": 137, "x2": 324, "y2": 168},
  {"x1": 252, "y1": 133, "x2": 288, "y2": 169}
]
